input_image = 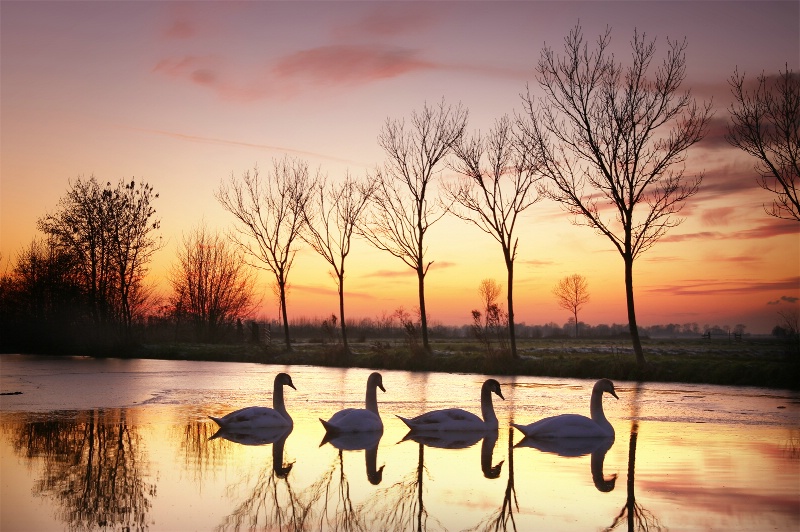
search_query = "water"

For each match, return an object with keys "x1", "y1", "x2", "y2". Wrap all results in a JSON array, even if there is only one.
[{"x1": 1, "y1": 354, "x2": 798, "y2": 531}]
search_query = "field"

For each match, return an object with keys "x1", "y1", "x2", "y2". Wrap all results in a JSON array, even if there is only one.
[{"x1": 137, "y1": 336, "x2": 800, "y2": 390}]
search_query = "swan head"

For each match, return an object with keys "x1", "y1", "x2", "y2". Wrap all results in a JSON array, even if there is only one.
[
  {"x1": 595, "y1": 378, "x2": 618, "y2": 400},
  {"x1": 368, "y1": 372, "x2": 386, "y2": 393},
  {"x1": 484, "y1": 379, "x2": 504, "y2": 400},
  {"x1": 276, "y1": 372, "x2": 296, "y2": 390}
]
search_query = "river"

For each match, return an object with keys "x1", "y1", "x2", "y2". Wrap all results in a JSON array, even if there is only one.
[{"x1": 1, "y1": 354, "x2": 798, "y2": 531}]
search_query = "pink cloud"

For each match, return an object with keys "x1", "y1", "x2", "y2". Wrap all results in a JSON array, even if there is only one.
[
  {"x1": 273, "y1": 45, "x2": 435, "y2": 85},
  {"x1": 333, "y1": 4, "x2": 441, "y2": 39},
  {"x1": 644, "y1": 276, "x2": 799, "y2": 297},
  {"x1": 701, "y1": 206, "x2": 738, "y2": 226},
  {"x1": 661, "y1": 219, "x2": 797, "y2": 242}
]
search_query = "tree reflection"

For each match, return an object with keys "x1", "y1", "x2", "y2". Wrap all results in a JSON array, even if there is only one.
[
  {"x1": 605, "y1": 381, "x2": 664, "y2": 532},
  {"x1": 300, "y1": 448, "x2": 367, "y2": 531},
  {"x1": 515, "y1": 435, "x2": 616, "y2": 492},
  {"x1": 9, "y1": 409, "x2": 154, "y2": 531},
  {"x1": 178, "y1": 417, "x2": 233, "y2": 484},
  {"x1": 215, "y1": 428, "x2": 306, "y2": 531},
  {"x1": 468, "y1": 427, "x2": 519, "y2": 532}
]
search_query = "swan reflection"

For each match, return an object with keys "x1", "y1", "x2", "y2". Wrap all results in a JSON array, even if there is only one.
[
  {"x1": 516, "y1": 435, "x2": 617, "y2": 492},
  {"x1": 402, "y1": 429, "x2": 504, "y2": 479},
  {"x1": 210, "y1": 425, "x2": 294, "y2": 478},
  {"x1": 321, "y1": 430, "x2": 384, "y2": 485}
]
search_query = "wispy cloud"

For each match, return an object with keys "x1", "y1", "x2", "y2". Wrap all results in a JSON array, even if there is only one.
[
  {"x1": 130, "y1": 127, "x2": 363, "y2": 165},
  {"x1": 332, "y1": 3, "x2": 441, "y2": 39},
  {"x1": 645, "y1": 276, "x2": 799, "y2": 297},
  {"x1": 767, "y1": 295, "x2": 799, "y2": 305},
  {"x1": 294, "y1": 284, "x2": 376, "y2": 300},
  {"x1": 273, "y1": 45, "x2": 435, "y2": 86},
  {"x1": 661, "y1": 219, "x2": 798, "y2": 242}
]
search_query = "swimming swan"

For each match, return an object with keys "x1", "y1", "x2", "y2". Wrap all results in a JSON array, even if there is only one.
[
  {"x1": 398, "y1": 378, "x2": 504, "y2": 432},
  {"x1": 320, "y1": 372, "x2": 385, "y2": 434},
  {"x1": 209, "y1": 372, "x2": 296, "y2": 430},
  {"x1": 512, "y1": 378, "x2": 618, "y2": 439}
]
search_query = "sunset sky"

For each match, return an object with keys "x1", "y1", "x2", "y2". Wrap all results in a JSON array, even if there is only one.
[{"x1": 1, "y1": 1, "x2": 798, "y2": 334}]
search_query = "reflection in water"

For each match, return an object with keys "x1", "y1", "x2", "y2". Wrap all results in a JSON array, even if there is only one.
[
  {"x1": 7, "y1": 409, "x2": 154, "y2": 531},
  {"x1": 322, "y1": 430, "x2": 384, "y2": 485},
  {"x1": 401, "y1": 429, "x2": 504, "y2": 479},
  {"x1": 605, "y1": 381, "x2": 664, "y2": 532},
  {"x1": 178, "y1": 418, "x2": 232, "y2": 484},
  {"x1": 515, "y1": 435, "x2": 616, "y2": 492},
  {"x1": 468, "y1": 427, "x2": 520, "y2": 532},
  {"x1": 214, "y1": 428, "x2": 304, "y2": 531}
]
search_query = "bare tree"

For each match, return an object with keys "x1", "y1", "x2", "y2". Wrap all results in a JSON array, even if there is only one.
[
  {"x1": 519, "y1": 25, "x2": 712, "y2": 364},
  {"x1": 302, "y1": 173, "x2": 376, "y2": 354},
  {"x1": 169, "y1": 222, "x2": 257, "y2": 343},
  {"x1": 360, "y1": 100, "x2": 468, "y2": 352},
  {"x1": 216, "y1": 157, "x2": 316, "y2": 350},
  {"x1": 471, "y1": 278, "x2": 509, "y2": 358},
  {"x1": 448, "y1": 115, "x2": 542, "y2": 358},
  {"x1": 726, "y1": 65, "x2": 800, "y2": 221},
  {"x1": 553, "y1": 274, "x2": 590, "y2": 338}
]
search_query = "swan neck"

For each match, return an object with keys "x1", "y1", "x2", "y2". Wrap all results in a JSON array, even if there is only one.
[
  {"x1": 590, "y1": 388, "x2": 609, "y2": 428},
  {"x1": 273, "y1": 381, "x2": 290, "y2": 420},
  {"x1": 366, "y1": 383, "x2": 379, "y2": 415},
  {"x1": 480, "y1": 385, "x2": 498, "y2": 425}
]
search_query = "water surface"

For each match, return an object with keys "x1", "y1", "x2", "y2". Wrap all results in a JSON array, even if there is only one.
[{"x1": 1, "y1": 354, "x2": 798, "y2": 531}]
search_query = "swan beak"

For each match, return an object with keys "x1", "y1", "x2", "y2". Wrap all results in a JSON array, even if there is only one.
[
  {"x1": 379, "y1": 383, "x2": 386, "y2": 393},
  {"x1": 496, "y1": 389, "x2": 505, "y2": 400},
  {"x1": 289, "y1": 382, "x2": 297, "y2": 390},
  {"x1": 610, "y1": 390, "x2": 619, "y2": 400}
]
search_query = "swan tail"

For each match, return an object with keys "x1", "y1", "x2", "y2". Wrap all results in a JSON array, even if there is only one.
[
  {"x1": 209, "y1": 415, "x2": 224, "y2": 427},
  {"x1": 319, "y1": 418, "x2": 338, "y2": 434},
  {"x1": 510, "y1": 423, "x2": 530, "y2": 436},
  {"x1": 396, "y1": 415, "x2": 414, "y2": 429}
]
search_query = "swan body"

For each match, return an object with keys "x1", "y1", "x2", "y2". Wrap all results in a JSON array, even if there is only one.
[
  {"x1": 210, "y1": 425, "x2": 292, "y2": 447},
  {"x1": 209, "y1": 373, "x2": 295, "y2": 430},
  {"x1": 320, "y1": 372, "x2": 385, "y2": 434},
  {"x1": 512, "y1": 378, "x2": 618, "y2": 439},
  {"x1": 398, "y1": 378, "x2": 504, "y2": 432}
]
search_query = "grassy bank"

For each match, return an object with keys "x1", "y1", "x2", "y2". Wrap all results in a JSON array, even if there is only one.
[{"x1": 133, "y1": 336, "x2": 800, "y2": 390}]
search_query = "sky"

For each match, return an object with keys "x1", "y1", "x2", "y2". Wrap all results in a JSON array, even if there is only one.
[{"x1": 1, "y1": 0, "x2": 798, "y2": 334}]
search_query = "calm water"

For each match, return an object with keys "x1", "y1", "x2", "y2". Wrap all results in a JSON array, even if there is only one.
[{"x1": 1, "y1": 354, "x2": 798, "y2": 531}]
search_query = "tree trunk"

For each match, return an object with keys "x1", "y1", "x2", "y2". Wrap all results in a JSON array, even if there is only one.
[
  {"x1": 338, "y1": 274, "x2": 349, "y2": 353},
  {"x1": 624, "y1": 255, "x2": 646, "y2": 365},
  {"x1": 279, "y1": 281, "x2": 291, "y2": 351},
  {"x1": 574, "y1": 309, "x2": 579, "y2": 338},
  {"x1": 417, "y1": 268, "x2": 430, "y2": 352},
  {"x1": 505, "y1": 255, "x2": 519, "y2": 359}
]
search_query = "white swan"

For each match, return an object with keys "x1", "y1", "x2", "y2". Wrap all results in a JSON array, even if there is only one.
[
  {"x1": 209, "y1": 372, "x2": 296, "y2": 430},
  {"x1": 320, "y1": 372, "x2": 385, "y2": 434},
  {"x1": 512, "y1": 378, "x2": 618, "y2": 439},
  {"x1": 398, "y1": 378, "x2": 504, "y2": 432}
]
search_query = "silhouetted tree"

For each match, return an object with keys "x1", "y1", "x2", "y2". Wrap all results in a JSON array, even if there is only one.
[
  {"x1": 520, "y1": 25, "x2": 711, "y2": 365},
  {"x1": 38, "y1": 176, "x2": 161, "y2": 341},
  {"x1": 169, "y1": 222, "x2": 257, "y2": 343},
  {"x1": 448, "y1": 115, "x2": 543, "y2": 358},
  {"x1": 727, "y1": 65, "x2": 800, "y2": 221},
  {"x1": 471, "y1": 278, "x2": 509, "y2": 357},
  {"x1": 553, "y1": 274, "x2": 590, "y2": 338},
  {"x1": 302, "y1": 173, "x2": 377, "y2": 354},
  {"x1": 216, "y1": 158, "x2": 317, "y2": 350},
  {"x1": 361, "y1": 100, "x2": 468, "y2": 353}
]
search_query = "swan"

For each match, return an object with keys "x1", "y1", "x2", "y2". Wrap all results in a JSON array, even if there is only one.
[
  {"x1": 512, "y1": 378, "x2": 618, "y2": 439},
  {"x1": 209, "y1": 372, "x2": 296, "y2": 430},
  {"x1": 397, "y1": 378, "x2": 504, "y2": 432},
  {"x1": 320, "y1": 372, "x2": 385, "y2": 434}
]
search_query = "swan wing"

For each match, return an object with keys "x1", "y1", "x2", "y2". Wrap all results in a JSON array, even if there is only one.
[
  {"x1": 210, "y1": 406, "x2": 290, "y2": 430},
  {"x1": 401, "y1": 408, "x2": 488, "y2": 432},
  {"x1": 513, "y1": 414, "x2": 609, "y2": 439},
  {"x1": 322, "y1": 408, "x2": 383, "y2": 433}
]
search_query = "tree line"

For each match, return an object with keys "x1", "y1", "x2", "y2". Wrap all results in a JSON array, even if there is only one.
[{"x1": 1, "y1": 25, "x2": 796, "y2": 361}]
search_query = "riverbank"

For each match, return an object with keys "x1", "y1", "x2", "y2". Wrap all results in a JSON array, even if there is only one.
[{"x1": 129, "y1": 336, "x2": 800, "y2": 390}]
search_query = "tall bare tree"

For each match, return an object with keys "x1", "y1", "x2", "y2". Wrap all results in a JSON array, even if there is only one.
[
  {"x1": 216, "y1": 157, "x2": 316, "y2": 350},
  {"x1": 169, "y1": 222, "x2": 257, "y2": 343},
  {"x1": 302, "y1": 173, "x2": 377, "y2": 353},
  {"x1": 448, "y1": 115, "x2": 542, "y2": 358},
  {"x1": 360, "y1": 100, "x2": 467, "y2": 352},
  {"x1": 519, "y1": 25, "x2": 711, "y2": 365},
  {"x1": 553, "y1": 274, "x2": 590, "y2": 338},
  {"x1": 726, "y1": 65, "x2": 800, "y2": 221}
]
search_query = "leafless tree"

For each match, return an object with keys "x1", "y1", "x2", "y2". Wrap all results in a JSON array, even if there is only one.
[
  {"x1": 216, "y1": 157, "x2": 316, "y2": 350},
  {"x1": 302, "y1": 173, "x2": 377, "y2": 353},
  {"x1": 360, "y1": 100, "x2": 468, "y2": 352},
  {"x1": 519, "y1": 25, "x2": 712, "y2": 365},
  {"x1": 471, "y1": 278, "x2": 509, "y2": 358},
  {"x1": 726, "y1": 65, "x2": 800, "y2": 221},
  {"x1": 168, "y1": 222, "x2": 257, "y2": 343},
  {"x1": 553, "y1": 274, "x2": 590, "y2": 338},
  {"x1": 448, "y1": 115, "x2": 543, "y2": 358}
]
